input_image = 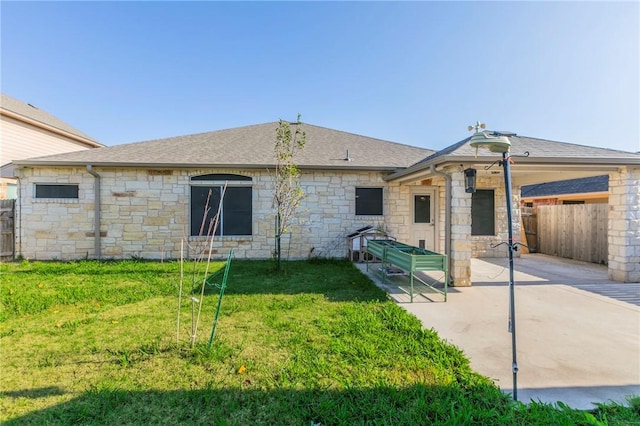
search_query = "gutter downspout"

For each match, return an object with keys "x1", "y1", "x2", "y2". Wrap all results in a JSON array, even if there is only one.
[
  {"x1": 86, "y1": 165, "x2": 101, "y2": 259},
  {"x1": 430, "y1": 164, "x2": 452, "y2": 286},
  {"x1": 15, "y1": 176, "x2": 21, "y2": 260}
]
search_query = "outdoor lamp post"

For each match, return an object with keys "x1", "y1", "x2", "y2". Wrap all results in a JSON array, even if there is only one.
[{"x1": 468, "y1": 121, "x2": 520, "y2": 401}]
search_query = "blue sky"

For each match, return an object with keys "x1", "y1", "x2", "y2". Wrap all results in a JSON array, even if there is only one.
[{"x1": 2, "y1": 1, "x2": 638, "y2": 153}]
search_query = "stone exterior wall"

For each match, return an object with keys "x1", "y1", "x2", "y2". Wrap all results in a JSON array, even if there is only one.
[
  {"x1": 384, "y1": 178, "x2": 444, "y2": 253},
  {"x1": 449, "y1": 169, "x2": 472, "y2": 286},
  {"x1": 16, "y1": 167, "x2": 94, "y2": 259},
  {"x1": 471, "y1": 174, "x2": 522, "y2": 258},
  {"x1": 608, "y1": 166, "x2": 640, "y2": 282},
  {"x1": 16, "y1": 166, "x2": 429, "y2": 261},
  {"x1": 445, "y1": 168, "x2": 522, "y2": 286}
]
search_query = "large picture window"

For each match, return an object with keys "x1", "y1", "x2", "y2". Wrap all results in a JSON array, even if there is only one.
[
  {"x1": 35, "y1": 184, "x2": 79, "y2": 199},
  {"x1": 355, "y1": 187, "x2": 383, "y2": 216},
  {"x1": 471, "y1": 189, "x2": 495, "y2": 236},
  {"x1": 190, "y1": 174, "x2": 252, "y2": 236}
]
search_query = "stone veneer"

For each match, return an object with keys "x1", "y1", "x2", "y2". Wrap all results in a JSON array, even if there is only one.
[
  {"x1": 446, "y1": 167, "x2": 522, "y2": 286},
  {"x1": 449, "y1": 169, "x2": 472, "y2": 286},
  {"x1": 471, "y1": 174, "x2": 522, "y2": 258},
  {"x1": 15, "y1": 166, "x2": 442, "y2": 262},
  {"x1": 383, "y1": 177, "x2": 445, "y2": 253},
  {"x1": 14, "y1": 163, "x2": 554, "y2": 287},
  {"x1": 608, "y1": 166, "x2": 640, "y2": 282}
]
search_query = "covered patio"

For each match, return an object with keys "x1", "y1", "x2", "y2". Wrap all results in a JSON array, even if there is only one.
[
  {"x1": 358, "y1": 253, "x2": 640, "y2": 408},
  {"x1": 385, "y1": 130, "x2": 640, "y2": 285}
]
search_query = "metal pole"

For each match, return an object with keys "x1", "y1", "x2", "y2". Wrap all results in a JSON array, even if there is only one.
[
  {"x1": 86, "y1": 165, "x2": 101, "y2": 259},
  {"x1": 502, "y1": 151, "x2": 519, "y2": 401}
]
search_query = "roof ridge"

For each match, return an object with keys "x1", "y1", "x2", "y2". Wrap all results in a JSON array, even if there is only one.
[
  {"x1": 16, "y1": 121, "x2": 428, "y2": 170},
  {"x1": 117, "y1": 121, "x2": 433, "y2": 153},
  {"x1": 300, "y1": 122, "x2": 434, "y2": 152}
]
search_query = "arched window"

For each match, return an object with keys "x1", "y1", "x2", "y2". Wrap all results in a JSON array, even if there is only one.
[
  {"x1": 191, "y1": 174, "x2": 252, "y2": 182},
  {"x1": 190, "y1": 174, "x2": 252, "y2": 236}
]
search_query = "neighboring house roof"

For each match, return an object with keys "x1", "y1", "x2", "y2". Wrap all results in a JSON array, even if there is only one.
[
  {"x1": 521, "y1": 175, "x2": 609, "y2": 198},
  {"x1": 13, "y1": 122, "x2": 434, "y2": 171},
  {"x1": 388, "y1": 131, "x2": 640, "y2": 181},
  {"x1": 0, "y1": 93, "x2": 102, "y2": 147}
]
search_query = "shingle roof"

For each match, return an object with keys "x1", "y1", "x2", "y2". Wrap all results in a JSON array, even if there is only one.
[
  {"x1": 421, "y1": 131, "x2": 640, "y2": 163},
  {"x1": 1, "y1": 93, "x2": 101, "y2": 146},
  {"x1": 389, "y1": 131, "x2": 640, "y2": 181},
  {"x1": 521, "y1": 175, "x2": 609, "y2": 198},
  {"x1": 15, "y1": 122, "x2": 433, "y2": 170}
]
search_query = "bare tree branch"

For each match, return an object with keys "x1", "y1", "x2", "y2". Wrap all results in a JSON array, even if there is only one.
[{"x1": 272, "y1": 114, "x2": 306, "y2": 271}]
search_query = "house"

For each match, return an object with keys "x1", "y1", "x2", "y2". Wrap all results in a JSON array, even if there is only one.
[
  {"x1": 10, "y1": 123, "x2": 640, "y2": 284},
  {"x1": 521, "y1": 175, "x2": 608, "y2": 211},
  {"x1": 0, "y1": 94, "x2": 103, "y2": 199}
]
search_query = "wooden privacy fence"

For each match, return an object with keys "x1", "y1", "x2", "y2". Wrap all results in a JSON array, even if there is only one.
[
  {"x1": 521, "y1": 213, "x2": 538, "y2": 252},
  {"x1": 1, "y1": 199, "x2": 15, "y2": 261},
  {"x1": 537, "y1": 204, "x2": 608, "y2": 264}
]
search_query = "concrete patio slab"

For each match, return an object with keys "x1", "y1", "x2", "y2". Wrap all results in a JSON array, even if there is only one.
[{"x1": 356, "y1": 254, "x2": 640, "y2": 409}]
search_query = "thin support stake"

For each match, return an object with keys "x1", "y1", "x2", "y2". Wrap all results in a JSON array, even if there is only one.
[
  {"x1": 177, "y1": 239, "x2": 184, "y2": 344},
  {"x1": 444, "y1": 256, "x2": 448, "y2": 302},
  {"x1": 208, "y1": 249, "x2": 233, "y2": 349},
  {"x1": 192, "y1": 183, "x2": 227, "y2": 347},
  {"x1": 410, "y1": 271, "x2": 414, "y2": 303}
]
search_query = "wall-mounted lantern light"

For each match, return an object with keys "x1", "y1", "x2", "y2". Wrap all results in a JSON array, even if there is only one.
[{"x1": 464, "y1": 168, "x2": 477, "y2": 193}]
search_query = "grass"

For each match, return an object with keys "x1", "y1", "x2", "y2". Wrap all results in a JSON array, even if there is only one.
[{"x1": 1, "y1": 258, "x2": 638, "y2": 425}]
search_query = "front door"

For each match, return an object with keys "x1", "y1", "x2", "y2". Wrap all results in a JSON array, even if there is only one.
[{"x1": 409, "y1": 190, "x2": 436, "y2": 250}]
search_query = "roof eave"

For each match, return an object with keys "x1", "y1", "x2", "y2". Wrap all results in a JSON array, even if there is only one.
[
  {"x1": 12, "y1": 160, "x2": 403, "y2": 173},
  {"x1": 385, "y1": 155, "x2": 640, "y2": 182},
  {"x1": 0, "y1": 108, "x2": 103, "y2": 148},
  {"x1": 521, "y1": 191, "x2": 609, "y2": 200}
]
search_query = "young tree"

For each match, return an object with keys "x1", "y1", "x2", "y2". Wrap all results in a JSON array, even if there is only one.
[{"x1": 273, "y1": 114, "x2": 306, "y2": 271}]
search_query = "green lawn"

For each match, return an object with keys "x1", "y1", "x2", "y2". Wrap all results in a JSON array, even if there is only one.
[{"x1": 0, "y1": 259, "x2": 637, "y2": 425}]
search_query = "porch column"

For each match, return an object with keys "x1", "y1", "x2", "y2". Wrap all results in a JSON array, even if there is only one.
[
  {"x1": 450, "y1": 170, "x2": 472, "y2": 286},
  {"x1": 608, "y1": 166, "x2": 640, "y2": 282}
]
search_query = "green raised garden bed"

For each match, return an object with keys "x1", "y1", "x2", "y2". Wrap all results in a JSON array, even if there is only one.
[{"x1": 367, "y1": 239, "x2": 448, "y2": 302}]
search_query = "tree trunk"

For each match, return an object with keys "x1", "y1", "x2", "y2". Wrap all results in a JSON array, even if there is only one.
[{"x1": 276, "y1": 211, "x2": 282, "y2": 271}]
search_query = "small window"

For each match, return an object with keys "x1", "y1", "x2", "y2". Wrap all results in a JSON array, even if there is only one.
[
  {"x1": 356, "y1": 187, "x2": 383, "y2": 216},
  {"x1": 35, "y1": 184, "x2": 79, "y2": 199},
  {"x1": 471, "y1": 189, "x2": 495, "y2": 236},
  {"x1": 414, "y1": 195, "x2": 431, "y2": 224}
]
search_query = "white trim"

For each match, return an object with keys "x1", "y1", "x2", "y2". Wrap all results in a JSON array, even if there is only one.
[{"x1": 408, "y1": 186, "x2": 437, "y2": 251}]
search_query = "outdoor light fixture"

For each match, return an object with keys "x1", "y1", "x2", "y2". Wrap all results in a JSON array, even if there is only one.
[
  {"x1": 464, "y1": 168, "x2": 477, "y2": 193},
  {"x1": 468, "y1": 121, "x2": 520, "y2": 401}
]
